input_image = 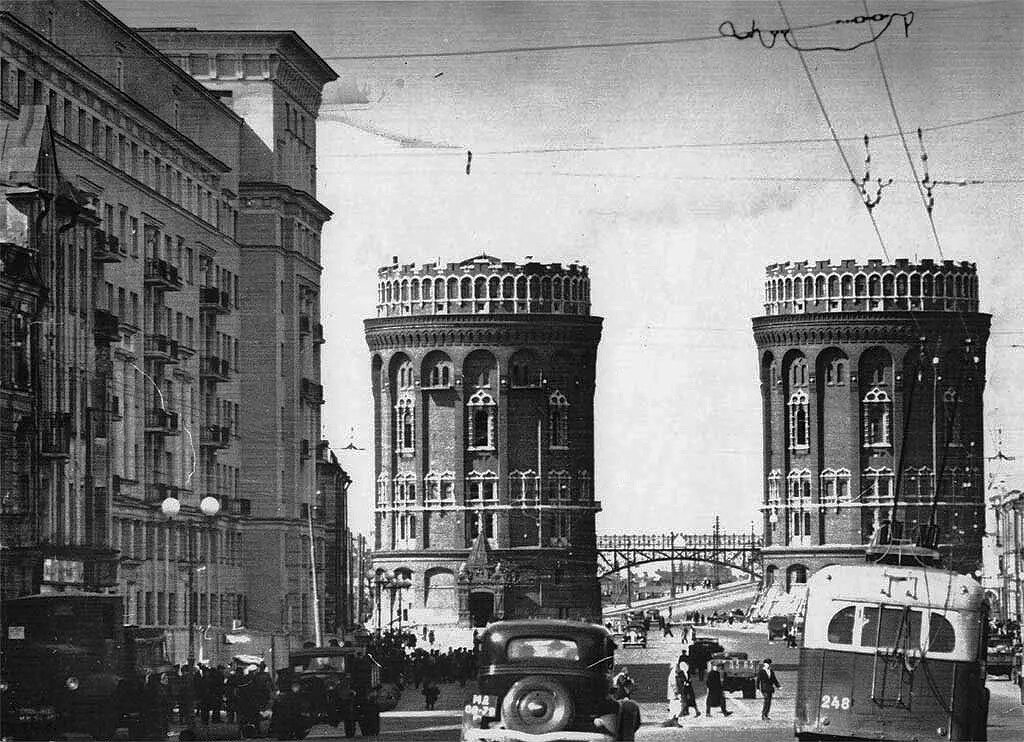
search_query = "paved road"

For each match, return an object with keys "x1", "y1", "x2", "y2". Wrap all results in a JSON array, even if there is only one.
[{"x1": 160, "y1": 623, "x2": 1023, "y2": 741}]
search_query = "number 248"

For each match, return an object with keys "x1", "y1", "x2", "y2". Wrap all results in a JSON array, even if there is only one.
[{"x1": 821, "y1": 694, "x2": 852, "y2": 710}]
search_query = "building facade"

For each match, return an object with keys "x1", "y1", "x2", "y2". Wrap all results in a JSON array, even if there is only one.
[
  {"x1": 990, "y1": 488, "x2": 1023, "y2": 629},
  {"x1": 1, "y1": 0, "x2": 341, "y2": 657},
  {"x1": 753, "y1": 259, "x2": 990, "y2": 593},
  {"x1": 365, "y1": 255, "x2": 603, "y2": 628}
]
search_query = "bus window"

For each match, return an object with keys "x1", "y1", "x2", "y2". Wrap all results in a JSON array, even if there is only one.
[
  {"x1": 827, "y1": 606, "x2": 856, "y2": 644},
  {"x1": 860, "y1": 606, "x2": 921, "y2": 649},
  {"x1": 927, "y1": 613, "x2": 955, "y2": 653}
]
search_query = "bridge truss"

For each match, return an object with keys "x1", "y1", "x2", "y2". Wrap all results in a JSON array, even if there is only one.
[{"x1": 596, "y1": 532, "x2": 763, "y2": 581}]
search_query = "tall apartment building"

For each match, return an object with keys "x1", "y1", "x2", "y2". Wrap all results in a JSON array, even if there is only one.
[
  {"x1": 752, "y1": 259, "x2": 990, "y2": 593},
  {"x1": 0, "y1": 0, "x2": 340, "y2": 656},
  {"x1": 365, "y1": 255, "x2": 603, "y2": 628}
]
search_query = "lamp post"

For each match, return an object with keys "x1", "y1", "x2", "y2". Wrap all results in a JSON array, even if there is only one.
[{"x1": 161, "y1": 495, "x2": 220, "y2": 665}]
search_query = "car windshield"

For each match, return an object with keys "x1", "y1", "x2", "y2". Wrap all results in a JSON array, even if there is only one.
[{"x1": 506, "y1": 637, "x2": 580, "y2": 662}]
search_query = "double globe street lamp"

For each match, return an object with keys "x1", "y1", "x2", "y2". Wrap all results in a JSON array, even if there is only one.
[
  {"x1": 161, "y1": 495, "x2": 220, "y2": 665},
  {"x1": 367, "y1": 568, "x2": 413, "y2": 637}
]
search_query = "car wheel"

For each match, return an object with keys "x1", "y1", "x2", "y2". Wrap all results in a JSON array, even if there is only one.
[
  {"x1": 344, "y1": 718, "x2": 357, "y2": 737},
  {"x1": 500, "y1": 675, "x2": 574, "y2": 735}
]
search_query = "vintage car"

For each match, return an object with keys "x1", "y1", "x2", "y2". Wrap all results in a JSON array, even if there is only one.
[
  {"x1": 461, "y1": 619, "x2": 621, "y2": 741},
  {"x1": 620, "y1": 625, "x2": 647, "y2": 649},
  {"x1": 268, "y1": 646, "x2": 383, "y2": 739},
  {"x1": 986, "y1": 634, "x2": 1019, "y2": 679},
  {"x1": 710, "y1": 651, "x2": 757, "y2": 698}
]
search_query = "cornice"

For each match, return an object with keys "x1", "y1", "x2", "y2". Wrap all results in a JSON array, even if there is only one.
[
  {"x1": 752, "y1": 310, "x2": 991, "y2": 349},
  {"x1": 364, "y1": 314, "x2": 603, "y2": 352}
]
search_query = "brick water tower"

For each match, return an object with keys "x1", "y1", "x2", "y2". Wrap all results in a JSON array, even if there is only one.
[
  {"x1": 753, "y1": 259, "x2": 990, "y2": 593},
  {"x1": 365, "y1": 255, "x2": 603, "y2": 628}
]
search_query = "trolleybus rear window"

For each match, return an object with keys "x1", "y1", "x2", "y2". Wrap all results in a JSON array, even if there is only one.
[
  {"x1": 927, "y1": 612, "x2": 955, "y2": 652},
  {"x1": 860, "y1": 606, "x2": 922, "y2": 649},
  {"x1": 827, "y1": 606, "x2": 856, "y2": 644}
]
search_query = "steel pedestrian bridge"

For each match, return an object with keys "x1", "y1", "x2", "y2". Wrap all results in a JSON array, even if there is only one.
[{"x1": 596, "y1": 532, "x2": 763, "y2": 579}]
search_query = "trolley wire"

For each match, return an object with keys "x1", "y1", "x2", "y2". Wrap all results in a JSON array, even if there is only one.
[{"x1": 776, "y1": 0, "x2": 890, "y2": 261}]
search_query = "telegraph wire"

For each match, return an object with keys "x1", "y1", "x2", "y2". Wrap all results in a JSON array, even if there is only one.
[
  {"x1": 862, "y1": 2, "x2": 945, "y2": 260},
  {"x1": 321, "y1": 108, "x2": 1024, "y2": 159},
  {"x1": 775, "y1": 1, "x2": 890, "y2": 261}
]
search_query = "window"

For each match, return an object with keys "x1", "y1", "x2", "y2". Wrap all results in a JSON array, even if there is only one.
[
  {"x1": 396, "y1": 396, "x2": 414, "y2": 451},
  {"x1": 424, "y1": 471, "x2": 455, "y2": 505},
  {"x1": 467, "y1": 390, "x2": 496, "y2": 449},
  {"x1": 860, "y1": 606, "x2": 921, "y2": 650},
  {"x1": 426, "y1": 358, "x2": 452, "y2": 387},
  {"x1": 767, "y1": 470, "x2": 782, "y2": 517},
  {"x1": 827, "y1": 606, "x2": 856, "y2": 645},
  {"x1": 116, "y1": 58, "x2": 124, "y2": 90},
  {"x1": 928, "y1": 612, "x2": 955, "y2": 653},
  {"x1": 576, "y1": 471, "x2": 592, "y2": 501},
  {"x1": 548, "y1": 390, "x2": 569, "y2": 448},
  {"x1": 788, "y1": 389, "x2": 809, "y2": 449},
  {"x1": 548, "y1": 470, "x2": 571, "y2": 502},
  {"x1": 466, "y1": 471, "x2": 498, "y2": 502},
  {"x1": 862, "y1": 387, "x2": 892, "y2": 447},
  {"x1": 510, "y1": 470, "x2": 540, "y2": 503},
  {"x1": 511, "y1": 355, "x2": 542, "y2": 387},
  {"x1": 787, "y1": 469, "x2": 812, "y2": 544},
  {"x1": 375, "y1": 473, "x2": 389, "y2": 507},
  {"x1": 943, "y1": 388, "x2": 962, "y2": 446},
  {"x1": 825, "y1": 358, "x2": 846, "y2": 385},
  {"x1": 820, "y1": 469, "x2": 850, "y2": 510}
]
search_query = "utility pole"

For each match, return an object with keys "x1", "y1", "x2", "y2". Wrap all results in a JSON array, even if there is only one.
[
  {"x1": 713, "y1": 516, "x2": 721, "y2": 590},
  {"x1": 669, "y1": 531, "x2": 676, "y2": 599}
]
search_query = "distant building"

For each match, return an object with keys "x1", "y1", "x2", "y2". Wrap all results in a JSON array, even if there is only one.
[
  {"x1": 365, "y1": 255, "x2": 603, "y2": 627},
  {"x1": 752, "y1": 259, "x2": 990, "y2": 593}
]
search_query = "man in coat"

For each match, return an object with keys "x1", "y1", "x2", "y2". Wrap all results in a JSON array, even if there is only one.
[
  {"x1": 756, "y1": 658, "x2": 781, "y2": 721},
  {"x1": 704, "y1": 662, "x2": 732, "y2": 717}
]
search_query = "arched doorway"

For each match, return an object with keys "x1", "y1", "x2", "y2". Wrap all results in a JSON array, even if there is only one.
[
  {"x1": 469, "y1": 591, "x2": 494, "y2": 627},
  {"x1": 786, "y1": 564, "x2": 807, "y2": 591}
]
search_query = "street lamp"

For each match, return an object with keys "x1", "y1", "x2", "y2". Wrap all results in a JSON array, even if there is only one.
[
  {"x1": 368, "y1": 569, "x2": 413, "y2": 636},
  {"x1": 161, "y1": 495, "x2": 220, "y2": 665}
]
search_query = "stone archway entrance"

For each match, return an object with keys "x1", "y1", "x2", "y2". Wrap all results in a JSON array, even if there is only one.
[{"x1": 469, "y1": 591, "x2": 495, "y2": 627}]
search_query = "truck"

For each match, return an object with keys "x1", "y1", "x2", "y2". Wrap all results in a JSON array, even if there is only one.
[
  {"x1": 1, "y1": 593, "x2": 169, "y2": 740},
  {"x1": 712, "y1": 651, "x2": 758, "y2": 698}
]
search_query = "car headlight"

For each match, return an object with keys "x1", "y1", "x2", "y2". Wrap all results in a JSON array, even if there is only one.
[
  {"x1": 291, "y1": 683, "x2": 302, "y2": 694},
  {"x1": 0, "y1": 680, "x2": 9, "y2": 692},
  {"x1": 65, "y1": 676, "x2": 80, "y2": 691}
]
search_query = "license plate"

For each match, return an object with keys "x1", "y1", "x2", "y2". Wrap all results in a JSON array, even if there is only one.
[{"x1": 464, "y1": 693, "x2": 499, "y2": 721}]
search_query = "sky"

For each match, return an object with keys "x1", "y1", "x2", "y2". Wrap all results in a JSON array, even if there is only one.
[{"x1": 106, "y1": 1, "x2": 1024, "y2": 536}]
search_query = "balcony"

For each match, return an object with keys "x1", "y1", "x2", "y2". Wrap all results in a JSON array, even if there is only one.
[
  {"x1": 313, "y1": 323, "x2": 326, "y2": 345},
  {"x1": 144, "y1": 408, "x2": 179, "y2": 436},
  {"x1": 200, "y1": 424, "x2": 231, "y2": 449},
  {"x1": 92, "y1": 229, "x2": 126, "y2": 263},
  {"x1": 40, "y1": 412, "x2": 72, "y2": 459},
  {"x1": 301, "y1": 378, "x2": 324, "y2": 405},
  {"x1": 200, "y1": 286, "x2": 232, "y2": 314},
  {"x1": 145, "y1": 479, "x2": 179, "y2": 504},
  {"x1": 93, "y1": 309, "x2": 121, "y2": 345},
  {"x1": 200, "y1": 356, "x2": 231, "y2": 383},
  {"x1": 144, "y1": 334, "x2": 180, "y2": 363},
  {"x1": 144, "y1": 258, "x2": 183, "y2": 291},
  {"x1": 1, "y1": 242, "x2": 39, "y2": 285}
]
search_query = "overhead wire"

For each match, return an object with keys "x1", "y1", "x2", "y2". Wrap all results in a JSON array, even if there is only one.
[
  {"x1": 775, "y1": 0, "x2": 890, "y2": 261},
  {"x1": 861, "y1": 1, "x2": 945, "y2": 260}
]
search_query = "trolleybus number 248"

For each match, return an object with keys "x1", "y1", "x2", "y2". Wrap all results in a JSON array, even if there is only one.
[{"x1": 819, "y1": 694, "x2": 852, "y2": 710}]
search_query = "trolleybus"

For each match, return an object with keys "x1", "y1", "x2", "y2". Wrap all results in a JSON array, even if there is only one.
[{"x1": 794, "y1": 547, "x2": 989, "y2": 741}]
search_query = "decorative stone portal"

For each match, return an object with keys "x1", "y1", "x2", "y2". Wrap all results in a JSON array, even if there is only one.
[{"x1": 457, "y1": 534, "x2": 512, "y2": 626}]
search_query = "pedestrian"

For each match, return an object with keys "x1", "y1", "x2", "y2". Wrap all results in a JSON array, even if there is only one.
[
  {"x1": 422, "y1": 677, "x2": 440, "y2": 710},
  {"x1": 756, "y1": 658, "x2": 781, "y2": 721},
  {"x1": 664, "y1": 662, "x2": 682, "y2": 726},
  {"x1": 612, "y1": 667, "x2": 635, "y2": 700},
  {"x1": 428, "y1": 629, "x2": 435, "y2": 646},
  {"x1": 704, "y1": 663, "x2": 732, "y2": 717},
  {"x1": 617, "y1": 687, "x2": 642, "y2": 741},
  {"x1": 662, "y1": 619, "x2": 674, "y2": 638},
  {"x1": 676, "y1": 658, "x2": 700, "y2": 718}
]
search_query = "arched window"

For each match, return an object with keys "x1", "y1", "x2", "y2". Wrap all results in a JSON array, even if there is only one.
[
  {"x1": 943, "y1": 388, "x2": 962, "y2": 446},
  {"x1": 395, "y1": 396, "x2": 415, "y2": 451},
  {"x1": 424, "y1": 471, "x2": 455, "y2": 504},
  {"x1": 548, "y1": 390, "x2": 569, "y2": 448},
  {"x1": 466, "y1": 470, "x2": 498, "y2": 501},
  {"x1": 467, "y1": 390, "x2": 496, "y2": 449},
  {"x1": 424, "y1": 353, "x2": 453, "y2": 388},
  {"x1": 820, "y1": 468, "x2": 851, "y2": 510},
  {"x1": 788, "y1": 389, "x2": 809, "y2": 449},
  {"x1": 396, "y1": 359, "x2": 415, "y2": 390},
  {"x1": 376, "y1": 473, "x2": 390, "y2": 506},
  {"x1": 862, "y1": 387, "x2": 891, "y2": 447},
  {"x1": 509, "y1": 470, "x2": 540, "y2": 503},
  {"x1": 787, "y1": 469, "x2": 812, "y2": 544}
]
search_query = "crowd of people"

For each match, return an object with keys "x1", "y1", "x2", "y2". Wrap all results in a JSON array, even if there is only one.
[{"x1": 140, "y1": 661, "x2": 275, "y2": 738}]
